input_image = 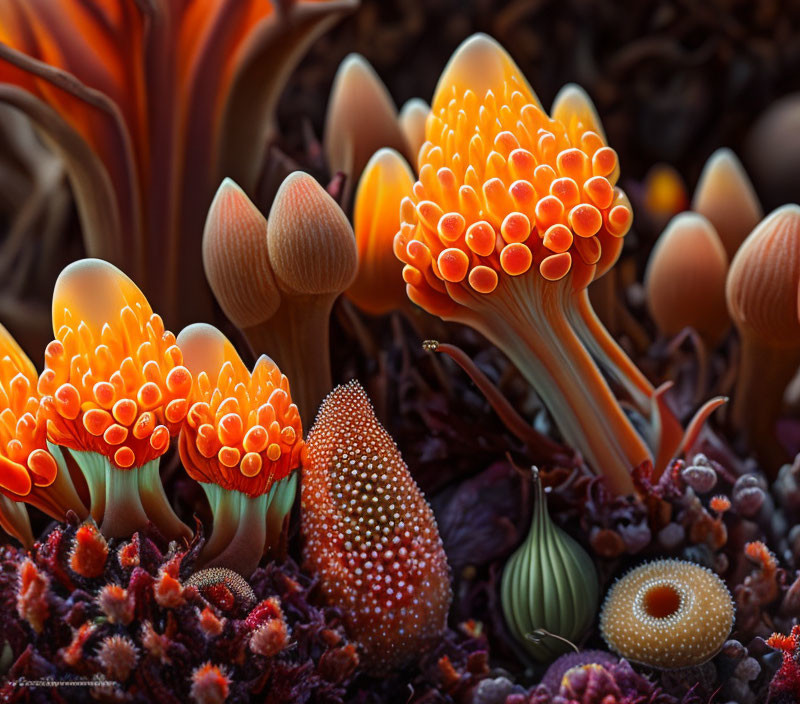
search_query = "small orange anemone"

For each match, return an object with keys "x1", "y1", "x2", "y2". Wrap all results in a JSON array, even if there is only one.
[
  {"x1": 393, "y1": 34, "x2": 648, "y2": 494},
  {"x1": 177, "y1": 323, "x2": 304, "y2": 576},
  {"x1": 38, "y1": 258, "x2": 192, "y2": 538},
  {"x1": 0, "y1": 323, "x2": 86, "y2": 546}
]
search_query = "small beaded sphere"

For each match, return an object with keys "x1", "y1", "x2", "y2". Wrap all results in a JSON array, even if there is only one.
[{"x1": 599, "y1": 559, "x2": 734, "y2": 669}]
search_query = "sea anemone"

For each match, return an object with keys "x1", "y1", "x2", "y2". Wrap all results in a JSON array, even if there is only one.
[
  {"x1": 347, "y1": 148, "x2": 416, "y2": 316},
  {"x1": 691, "y1": 148, "x2": 762, "y2": 260},
  {"x1": 0, "y1": 0, "x2": 357, "y2": 326},
  {"x1": 501, "y1": 467, "x2": 598, "y2": 661},
  {"x1": 38, "y1": 258, "x2": 192, "y2": 539},
  {"x1": 190, "y1": 662, "x2": 231, "y2": 704},
  {"x1": 202, "y1": 172, "x2": 357, "y2": 427},
  {"x1": 726, "y1": 204, "x2": 800, "y2": 473},
  {"x1": 177, "y1": 323, "x2": 304, "y2": 576},
  {"x1": 96, "y1": 633, "x2": 139, "y2": 682},
  {"x1": 392, "y1": 33, "x2": 648, "y2": 494},
  {"x1": 645, "y1": 212, "x2": 729, "y2": 346},
  {"x1": 301, "y1": 380, "x2": 452, "y2": 672},
  {"x1": 0, "y1": 322, "x2": 85, "y2": 546},
  {"x1": 599, "y1": 558, "x2": 734, "y2": 669}
]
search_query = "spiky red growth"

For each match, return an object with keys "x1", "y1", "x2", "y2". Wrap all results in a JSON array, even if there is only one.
[
  {"x1": 199, "y1": 607, "x2": 225, "y2": 637},
  {"x1": 710, "y1": 495, "x2": 732, "y2": 513},
  {"x1": 191, "y1": 662, "x2": 231, "y2": 704},
  {"x1": 118, "y1": 540, "x2": 140, "y2": 569},
  {"x1": 61, "y1": 623, "x2": 96, "y2": 667},
  {"x1": 96, "y1": 634, "x2": 139, "y2": 682},
  {"x1": 768, "y1": 625, "x2": 800, "y2": 702},
  {"x1": 301, "y1": 380, "x2": 452, "y2": 672},
  {"x1": 155, "y1": 568, "x2": 185, "y2": 609},
  {"x1": 17, "y1": 557, "x2": 49, "y2": 633},
  {"x1": 768, "y1": 629, "x2": 798, "y2": 652},
  {"x1": 97, "y1": 584, "x2": 134, "y2": 625},
  {"x1": 247, "y1": 597, "x2": 288, "y2": 657},
  {"x1": 69, "y1": 523, "x2": 109, "y2": 578},
  {"x1": 746, "y1": 540, "x2": 777, "y2": 576}
]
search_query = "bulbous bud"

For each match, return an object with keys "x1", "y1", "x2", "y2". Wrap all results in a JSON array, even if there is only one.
[
  {"x1": 266, "y1": 172, "x2": 357, "y2": 298},
  {"x1": 501, "y1": 468, "x2": 598, "y2": 661}
]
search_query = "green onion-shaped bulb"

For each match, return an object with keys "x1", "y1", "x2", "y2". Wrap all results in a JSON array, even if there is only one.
[{"x1": 501, "y1": 467, "x2": 599, "y2": 661}]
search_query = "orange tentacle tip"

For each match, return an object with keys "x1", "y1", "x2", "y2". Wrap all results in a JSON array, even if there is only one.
[
  {"x1": 41, "y1": 259, "x2": 192, "y2": 469},
  {"x1": 0, "y1": 324, "x2": 58, "y2": 500},
  {"x1": 393, "y1": 33, "x2": 633, "y2": 312},
  {"x1": 176, "y1": 323, "x2": 304, "y2": 498},
  {"x1": 301, "y1": 380, "x2": 451, "y2": 673}
]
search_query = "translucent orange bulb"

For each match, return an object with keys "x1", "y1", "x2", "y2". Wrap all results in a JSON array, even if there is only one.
[
  {"x1": 347, "y1": 148, "x2": 416, "y2": 316},
  {"x1": 395, "y1": 35, "x2": 632, "y2": 314},
  {"x1": 177, "y1": 323, "x2": 305, "y2": 575},
  {"x1": 177, "y1": 323, "x2": 304, "y2": 498},
  {"x1": 39, "y1": 258, "x2": 190, "y2": 539},
  {"x1": 390, "y1": 34, "x2": 646, "y2": 496},
  {"x1": 40, "y1": 259, "x2": 192, "y2": 470},
  {"x1": 0, "y1": 323, "x2": 87, "y2": 546},
  {"x1": 0, "y1": 324, "x2": 56, "y2": 498}
]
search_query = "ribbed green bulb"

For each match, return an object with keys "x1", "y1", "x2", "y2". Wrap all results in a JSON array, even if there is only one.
[{"x1": 501, "y1": 467, "x2": 599, "y2": 661}]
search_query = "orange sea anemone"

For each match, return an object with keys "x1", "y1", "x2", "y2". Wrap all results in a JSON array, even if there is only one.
[
  {"x1": 388, "y1": 34, "x2": 661, "y2": 494},
  {"x1": 39, "y1": 258, "x2": 192, "y2": 538},
  {"x1": 301, "y1": 380, "x2": 451, "y2": 672},
  {"x1": 0, "y1": 0, "x2": 357, "y2": 326},
  {"x1": 599, "y1": 558, "x2": 734, "y2": 669},
  {"x1": 0, "y1": 323, "x2": 86, "y2": 546},
  {"x1": 177, "y1": 323, "x2": 304, "y2": 576}
]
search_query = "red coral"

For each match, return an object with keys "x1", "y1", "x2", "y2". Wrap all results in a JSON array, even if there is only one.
[
  {"x1": 69, "y1": 522, "x2": 109, "y2": 578},
  {"x1": 16, "y1": 558, "x2": 49, "y2": 633},
  {"x1": 190, "y1": 663, "x2": 230, "y2": 704},
  {"x1": 246, "y1": 597, "x2": 288, "y2": 657},
  {"x1": 768, "y1": 625, "x2": 800, "y2": 703},
  {"x1": 745, "y1": 540, "x2": 779, "y2": 605},
  {"x1": 301, "y1": 381, "x2": 452, "y2": 672}
]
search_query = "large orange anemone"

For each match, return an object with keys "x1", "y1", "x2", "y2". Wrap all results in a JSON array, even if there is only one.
[
  {"x1": 177, "y1": 323, "x2": 304, "y2": 576},
  {"x1": 39, "y1": 258, "x2": 192, "y2": 539},
  {"x1": 393, "y1": 35, "x2": 651, "y2": 494},
  {"x1": 0, "y1": 0, "x2": 357, "y2": 326},
  {"x1": 0, "y1": 323, "x2": 86, "y2": 546}
]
